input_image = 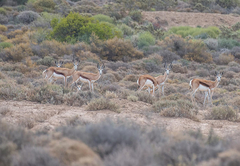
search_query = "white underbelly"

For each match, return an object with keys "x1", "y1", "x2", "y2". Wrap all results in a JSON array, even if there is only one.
[
  {"x1": 198, "y1": 84, "x2": 210, "y2": 91},
  {"x1": 79, "y1": 76, "x2": 90, "y2": 83},
  {"x1": 145, "y1": 79, "x2": 154, "y2": 86},
  {"x1": 53, "y1": 72, "x2": 65, "y2": 78}
]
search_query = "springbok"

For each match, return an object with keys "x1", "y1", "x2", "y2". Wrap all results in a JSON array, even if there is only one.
[
  {"x1": 43, "y1": 60, "x2": 79, "y2": 87},
  {"x1": 142, "y1": 62, "x2": 172, "y2": 96},
  {"x1": 189, "y1": 71, "x2": 223, "y2": 106},
  {"x1": 137, "y1": 74, "x2": 158, "y2": 96},
  {"x1": 71, "y1": 62, "x2": 105, "y2": 92}
]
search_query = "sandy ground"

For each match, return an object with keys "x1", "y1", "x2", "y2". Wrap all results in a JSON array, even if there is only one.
[
  {"x1": 143, "y1": 11, "x2": 240, "y2": 29},
  {"x1": 1, "y1": 99, "x2": 240, "y2": 139}
]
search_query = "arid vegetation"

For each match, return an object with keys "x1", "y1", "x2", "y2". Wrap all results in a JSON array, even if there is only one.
[{"x1": 1, "y1": 0, "x2": 240, "y2": 165}]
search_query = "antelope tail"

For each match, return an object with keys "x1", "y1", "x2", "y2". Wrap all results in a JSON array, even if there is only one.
[{"x1": 189, "y1": 79, "x2": 193, "y2": 90}]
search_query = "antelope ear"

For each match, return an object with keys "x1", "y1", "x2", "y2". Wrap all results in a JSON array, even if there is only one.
[
  {"x1": 164, "y1": 62, "x2": 166, "y2": 68},
  {"x1": 97, "y1": 63, "x2": 100, "y2": 68},
  {"x1": 221, "y1": 72, "x2": 224, "y2": 75},
  {"x1": 170, "y1": 62, "x2": 173, "y2": 69},
  {"x1": 61, "y1": 61, "x2": 63, "y2": 65},
  {"x1": 215, "y1": 71, "x2": 217, "y2": 76},
  {"x1": 55, "y1": 61, "x2": 57, "y2": 64}
]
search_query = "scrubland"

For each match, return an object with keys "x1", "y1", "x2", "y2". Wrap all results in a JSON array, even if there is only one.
[{"x1": 1, "y1": 0, "x2": 240, "y2": 165}]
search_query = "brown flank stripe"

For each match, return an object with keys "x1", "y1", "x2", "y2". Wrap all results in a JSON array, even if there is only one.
[
  {"x1": 199, "y1": 81, "x2": 210, "y2": 87},
  {"x1": 53, "y1": 69, "x2": 65, "y2": 76}
]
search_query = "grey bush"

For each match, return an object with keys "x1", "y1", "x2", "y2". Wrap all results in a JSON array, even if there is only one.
[
  {"x1": 17, "y1": 11, "x2": 40, "y2": 24},
  {"x1": 12, "y1": 147, "x2": 61, "y2": 166}
]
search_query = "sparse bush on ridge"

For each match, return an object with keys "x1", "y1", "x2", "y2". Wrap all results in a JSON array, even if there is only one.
[{"x1": 17, "y1": 11, "x2": 41, "y2": 24}]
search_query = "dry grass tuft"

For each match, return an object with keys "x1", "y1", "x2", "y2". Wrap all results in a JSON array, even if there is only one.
[
  {"x1": 127, "y1": 95, "x2": 138, "y2": 102},
  {"x1": 153, "y1": 99, "x2": 199, "y2": 121},
  {"x1": 49, "y1": 138, "x2": 103, "y2": 166},
  {"x1": 86, "y1": 98, "x2": 119, "y2": 112},
  {"x1": 0, "y1": 106, "x2": 11, "y2": 115},
  {"x1": 207, "y1": 105, "x2": 238, "y2": 121}
]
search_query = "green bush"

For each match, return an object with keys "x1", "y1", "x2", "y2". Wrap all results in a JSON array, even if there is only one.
[
  {"x1": 50, "y1": 12, "x2": 121, "y2": 43},
  {"x1": 0, "y1": 7, "x2": 7, "y2": 15},
  {"x1": 92, "y1": 14, "x2": 114, "y2": 24},
  {"x1": 218, "y1": 38, "x2": 240, "y2": 49},
  {"x1": 129, "y1": 10, "x2": 142, "y2": 22},
  {"x1": 12, "y1": 0, "x2": 28, "y2": 5},
  {"x1": 0, "y1": 25, "x2": 7, "y2": 32},
  {"x1": 119, "y1": 24, "x2": 134, "y2": 36},
  {"x1": 0, "y1": 42, "x2": 13, "y2": 50},
  {"x1": 216, "y1": 0, "x2": 240, "y2": 8},
  {"x1": 168, "y1": 26, "x2": 220, "y2": 38},
  {"x1": 137, "y1": 31, "x2": 155, "y2": 49},
  {"x1": 32, "y1": 0, "x2": 56, "y2": 12}
]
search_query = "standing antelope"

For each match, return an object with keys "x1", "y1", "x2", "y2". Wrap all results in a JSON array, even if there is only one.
[
  {"x1": 42, "y1": 60, "x2": 63, "y2": 82},
  {"x1": 137, "y1": 74, "x2": 158, "y2": 96},
  {"x1": 189, "y1": 71, "x2": 223, "y2": 106},
  {"x1": 43, "y1": 60, "x2": 79, "y2": 87},
  {"x1": 71, "y1": 62, "x2": 105, "y2": 92},
  {"x1": 143, "y1": 62, "x2": 172, "y2": 96},
  {"x1": 151, "y1": 62, "x2": 172, "y2": 96}
]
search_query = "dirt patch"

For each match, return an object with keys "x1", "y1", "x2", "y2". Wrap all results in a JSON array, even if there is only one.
[
  {"x1": 143, "y1": 11, "x2": 240, "y2": 29},
  {"x1": 0, "y1": 99, "x2": 240, "y2": 139}
]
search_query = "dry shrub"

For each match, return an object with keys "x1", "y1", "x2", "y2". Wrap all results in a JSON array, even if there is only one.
[
  {"x1": 0, "y1": 106, "x2": 11, "y2": 115},
  {"x1": 100, "y1": 83, "x2": 120, "y2": 92},
  {"x1": 0, "y1": 71, "x2": 5, "y2": 79},
  {"x1": 48, "y1": 138, "x2": 103, "y2": 166},
  {"x1": 92, "y1": 36, "x2": 144, "y2": 62},
  {"x1": 127, "y1": 95, "x2": 138, "y2": 102},
  {"x1": 105, "y1": 91, "x2": 117, "y2": 99},
  {"x1": 196, "y1": 69, "x2": 210, "y2": 77},
  {"x1": 224, "y1": 71, "x2": 235, "y2": 79},
  {"x1": 153, "y1": 99, "x2": 198, "y2": 121},
  {"x1": 32, "y1": 40, "x2": 72, "y2": 58},
  {"x1": 0, "y1": 34, "x2": 7, "y2": 42},
  {"x1": 183, "y1": 40, "x2": 212, "y2": 63},
  {"x1": 18, "y1": 118, "x2": 35, "y2": 129},
  {"x1": 12, "y1": 147, "x2": 61, "y2": 166},
  {"x1": 0, "y1": 141, "x2": 16, "y2": 166},
  {"x1": 3, "y1": 43, "x2": 33, "y2": 62},
  {"x1": 123, "y1": 74, "x2": 138, "y2": 82},
  {"x1": 0, "y1": 24, "x2": 7, "y2": 32},
  {"x1": 158, "y1": 50, "x2": 180, "y2": 63},
  {"x1": 208, "y1": 105, "x2": 238, "y2": 121},
  {"x1": 214, "y1": 53, "x2": 235, "y2": 65},
  {"x1": 64, "y1": 91, "x2": 98, "y2": 107},
  {"x1": 81, "y1": 65, "x2": 98, "y2": 73},
  {"x1": 86, "y1": 98, "x2": 119, "y2": 112},
  {"x1": 218, "y1": 150, "x2": 240, "y2": 166},
  {"x1": 0, "y1": 120, "x2": 32, "y2": 150},
  {"x1": 7, "y1": 29, "x2": 24, "y2": 39},
  {"x1": 136, "y1": 91, "x2": 155, "y2": 104},
  {"x1": 30, "y1": 84, "x2": 64, "y2": 104},
  {"x1": 16, "y1": 11, "x2": 40, "y2": 24},
  {"x1": 99, "y1": 73, "x2": 117, "y2": 84},
  {"x1": 172, "y1": 64, "x2": 187, "y2": 74},
  {"x1": 231, "y1": 96, "x2": 240, "y2": 109}
]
